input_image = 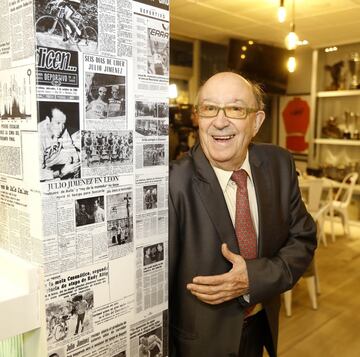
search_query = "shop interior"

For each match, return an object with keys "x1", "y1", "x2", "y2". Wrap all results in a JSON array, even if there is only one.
[{"x1": 170, "y1": 1, "x2": 360, "y2": 356}]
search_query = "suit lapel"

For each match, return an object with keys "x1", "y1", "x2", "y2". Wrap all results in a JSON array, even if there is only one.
[
  {"x1": 191, "y1": 144, "x2": 240, "y2": 254},
  {"x1": 249, "y1": 144, "x2": 273, "y2": 257}
]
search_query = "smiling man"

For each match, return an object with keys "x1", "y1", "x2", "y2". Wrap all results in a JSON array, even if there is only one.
[{"x1": 169, "y1": 72, "x2": 317, "y2": 357}]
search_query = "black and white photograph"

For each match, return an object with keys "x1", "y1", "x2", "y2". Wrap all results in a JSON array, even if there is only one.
[
  {"x1": 143, "y1": 144, "x2": 165, "y2": 167},
  {"x1": 38, "y1": 101, "x2": 81, "y2": 182},
  {"x1": 0, "y1": 66, "x2": 33, "y2": 120},
  {"x1": 46, "y1": 291, "x2": 93, "y2": 343},
  {"x1": 157, "y1": 102, "x2": 168, "y2": 118},
  {"x1": 143, "y1": 243, "x2": 164, "y2": 266},
  {"x1": 35, "y1": 0, "x2": 98, "y2": 53},
  {"x1": 107, "y1": 218, "x2": 133, "y2": 247},
  {"x1": 85, "y1": 73, "x2": 126, "y2": 119},
  {"x1": 135, "y1": 119, "x2": 158, "y2": 136},
  {"x1": 138, "y1": 327, "x2": 163, "y2": 357},
  {"x1": 147, "y1": 25, "x2": 169, "y2": 76},
  {"x1": 143, "y1": 185, "x2": 157, "y2": 210},
  {"x1": 157, "y1": 120, "x2": 168, "y2": 136},
  {"x1": 135, "y1": 101, "x2": 168, "y2": 119},
  {"x1": 135, "y1": 100, "x2": 156, "y2": 118},
  {"x1": 81, "y1": 130, "x2": 133, "y2": 168},
  {"x1": 75, "y1": 196, "x2": 105, "y2": 227},
  {"x1": 106, "y1": 191, "x2": 133, "y2": 247}
]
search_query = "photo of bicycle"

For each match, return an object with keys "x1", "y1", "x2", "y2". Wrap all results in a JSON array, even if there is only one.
[{"x1": 35, "y1": 0, "x2": 98, "y2": 53}]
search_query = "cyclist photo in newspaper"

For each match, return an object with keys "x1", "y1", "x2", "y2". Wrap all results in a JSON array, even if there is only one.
[
  {"x1": 35, "y1": 0, "x2": 98, "y2": 53},
  {"x1": 38, "y1": 101, "x2": 81, "y2": 181},
  {"x1": 46, "y1": 292, "x2": 93, "y2": 344},
  {"x1": 147, "y1": 27, "x2": 169, "y2": 76},
  {"x1": 80, "y1": 130, "x2": 133, "y2": 176},
  {"x1": 85, "y1": 73, "x2": 126, "y2": 120}
]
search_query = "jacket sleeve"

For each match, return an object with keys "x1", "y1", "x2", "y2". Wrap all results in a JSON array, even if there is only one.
[{"x1": 245, "y1": 154, "x2": 317, "y2": 305}]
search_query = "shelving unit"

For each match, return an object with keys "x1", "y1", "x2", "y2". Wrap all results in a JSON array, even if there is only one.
[
  {"x1": 309, "y1": 44, "x2": 360, "y2": 221},
  {"x1": 314, "y1": 138, "x2": 360, "y2": 146},
  {"x1": 309, "y1": 43, "x2": 360, "y2": 168}
]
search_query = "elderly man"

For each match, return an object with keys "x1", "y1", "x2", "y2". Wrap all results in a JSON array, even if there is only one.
[
  {"x1": 169, "y1": 72, "x2": 317, "y2": 357},
  {"x1": 39, "y1": 107, "x2": 80, "y2": 181}
]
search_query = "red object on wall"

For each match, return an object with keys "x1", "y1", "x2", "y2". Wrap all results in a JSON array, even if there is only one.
[{"x1": 282, "y1": 97, "x2": 310, "y2": 152}]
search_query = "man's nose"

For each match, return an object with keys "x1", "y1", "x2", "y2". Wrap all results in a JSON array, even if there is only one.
[{"x1": 213, "y1": 108, "x2": 230, "y2": 128}]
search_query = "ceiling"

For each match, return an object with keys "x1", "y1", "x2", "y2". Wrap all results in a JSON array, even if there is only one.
[{"x1": 170, "y1": 0, "x2": 360, "y2": 48}]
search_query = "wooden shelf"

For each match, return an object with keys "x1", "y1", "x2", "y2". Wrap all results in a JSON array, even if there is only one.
[
  {"x1": 314, "y1": 138, "x2": 360, "y2": 146},
  {"x1": 317, "y1": 89, "x2": 360, "y2": 98}
]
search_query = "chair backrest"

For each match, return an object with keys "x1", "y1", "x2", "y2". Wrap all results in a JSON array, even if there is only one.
[
  {"x1": 307, "y1": 178, "x2": 324, "y2": 212},
  {"x1": 333, "y1": 172, "x2": 359, "y2": 207}
]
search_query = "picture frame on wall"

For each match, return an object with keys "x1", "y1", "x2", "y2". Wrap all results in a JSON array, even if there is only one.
[{"x1": 278, "y1": 94, "x2": 311, "y2": 160}]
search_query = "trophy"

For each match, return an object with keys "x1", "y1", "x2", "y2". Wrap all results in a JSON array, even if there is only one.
[
  {"x1": 325, "y1": 61, "x2": 344, "y2": 90},
  {"x1": 348, "y1": 52, "x2": 360, "y2": 89},
  {"x1": 353, "y1": 113, "x2": 360, "y2": 140},
  {"x1": 343, "y1": 111, "x2": 351, "y2": 139}
]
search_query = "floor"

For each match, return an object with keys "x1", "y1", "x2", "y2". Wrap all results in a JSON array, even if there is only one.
[{"x1": 275, "y1": 221, "x2": 360, "y2": 357}]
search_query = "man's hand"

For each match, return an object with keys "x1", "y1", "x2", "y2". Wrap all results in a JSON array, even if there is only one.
[{"x1": 186, "y1": 243, "x2": 249, "y2": 305}]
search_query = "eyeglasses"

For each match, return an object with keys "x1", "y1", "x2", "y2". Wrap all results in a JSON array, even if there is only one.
[{"x1": 196, "y1": 103, "x2": 258, "y2": 120}]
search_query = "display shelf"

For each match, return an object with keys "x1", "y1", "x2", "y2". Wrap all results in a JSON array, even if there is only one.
[
  {"x1": 314, "y1": 138, "x2": 360, "y2": 146},
  {"x1": 317, "y1": 89, "x2": 360, "y2": 98},
  {"x1": 0, "y1": 249, "x2": 42, "y2": 341}
]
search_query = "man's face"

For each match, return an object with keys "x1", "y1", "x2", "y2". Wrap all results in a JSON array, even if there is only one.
[
  {"x1": 49, "y1": 108, "x2": 67, "y2": 139},
  {"x1": 94, "y1": 200, "x2": 99, "y2": 208},
  {"x1": 198, "y1": 73, "x2": 265, "y2": 171},
  {"x1": 98, "y1": 87, "x2": 107, "y2": 100},
  {"x1": 80, "y1": 204, "x2": 86, "y2": 212},
  {"x1": 112, "y1": 87, "x2": 120, "y2": 99}
]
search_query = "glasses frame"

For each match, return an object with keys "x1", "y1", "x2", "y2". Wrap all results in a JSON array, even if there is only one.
[{"x1": 195, "y1": 103, "x2": 259, "y2": 120}]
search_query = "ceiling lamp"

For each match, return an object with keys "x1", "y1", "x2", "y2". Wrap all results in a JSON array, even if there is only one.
[
  {"x1": 278, "y1": 0, "x2": 286, "y2": 23},
  {"x1": 285, "y1": 23, "x2": 299, "y2": 50},
  {"x1": 287, "y1": 55, "x2": 297, "y2": 73}
]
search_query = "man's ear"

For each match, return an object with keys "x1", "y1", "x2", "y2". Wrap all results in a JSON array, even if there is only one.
[{"x1": 252, "y1": 111, "x2": 265, "y2": 136}]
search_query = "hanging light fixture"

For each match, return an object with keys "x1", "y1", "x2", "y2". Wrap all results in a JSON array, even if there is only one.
[
  {"x1": 287, "y1": 53, "x2": 297, "y2": 73},
  {"x1": 285, "y1": 23, "x2": 299, "y2": 50},
  {"x1": 284, "y1": 0, "x2": 299, "y2": 50},
  {"x1": 278, "y1": 0, "x2": 286, "y2": 23}
]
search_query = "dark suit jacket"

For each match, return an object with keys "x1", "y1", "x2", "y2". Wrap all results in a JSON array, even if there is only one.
[{"x1": 169, "y1": 142, "x2": 317, "y2": 357}]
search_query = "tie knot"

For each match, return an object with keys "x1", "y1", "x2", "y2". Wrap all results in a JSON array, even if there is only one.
[{"x1": 231, "y1": 169, "x2": 248, "y2": 187}]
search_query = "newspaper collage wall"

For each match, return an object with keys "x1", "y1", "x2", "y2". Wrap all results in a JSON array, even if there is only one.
[{"x1": 0, "y1": 0, "x2": 169, "y2": 356}]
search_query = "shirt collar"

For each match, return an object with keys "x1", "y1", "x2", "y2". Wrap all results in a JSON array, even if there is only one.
[{"x1": 212, "y1": 151, "x2": 253, "y2": 193}]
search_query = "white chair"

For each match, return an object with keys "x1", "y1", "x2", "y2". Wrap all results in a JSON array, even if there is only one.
[
  {"x1": 306, "y1": 178, "x2": 330, "y2": 247},
  {"x1": 283, "y1": 259, "x2": 319, "y2": 317},
  {"x1": 328, "y1": 172, "x2": 359, "y2": 238},
  {"x1": 283, "y1": 178, "x2": 327, "y2": 317}
]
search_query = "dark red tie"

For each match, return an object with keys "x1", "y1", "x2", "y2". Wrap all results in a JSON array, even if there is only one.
[{"x1": 231, "y1": 169, "x2": 257, "y2": 259}]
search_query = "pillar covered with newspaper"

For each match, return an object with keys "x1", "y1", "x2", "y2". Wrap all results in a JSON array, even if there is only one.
[{"x1": 0, "y1": 0, "x2": 169, "y2": 356}]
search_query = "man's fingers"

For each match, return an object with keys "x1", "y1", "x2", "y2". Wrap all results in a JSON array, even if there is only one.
[
  {"x1": 192, "y1": 273, "x2": 227, "y2": 285},
  {"x1": 187, "y1": 283, "x2": 224, "y2": 295},
  {"x1": 189, "y1": 289, "x2": 242, "y2": 305},
  {"x1": 221, "y1": 243, "x2": 240, "y2": 264}
]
